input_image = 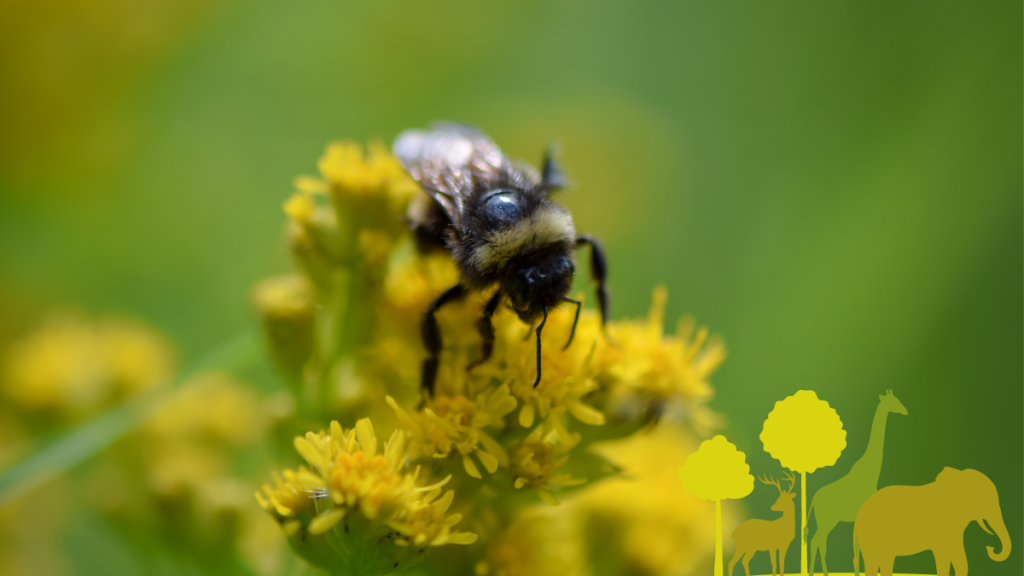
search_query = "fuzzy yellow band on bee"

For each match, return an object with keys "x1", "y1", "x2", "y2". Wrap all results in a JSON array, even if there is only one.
[{"x1": 470, "y1": 206, "x2": 576, "y2": 271}]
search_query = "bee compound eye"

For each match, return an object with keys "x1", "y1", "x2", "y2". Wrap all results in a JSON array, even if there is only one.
[{"x1": 482, "y1": 190, "x2": 521, "y2": 222}]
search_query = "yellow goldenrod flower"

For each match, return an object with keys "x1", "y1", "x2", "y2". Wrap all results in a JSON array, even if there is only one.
[
  {"x1": 146, "y1": 372, "x2": 265, "y2": 447},
  {"x1": 144, "y1": 373, "x2": 266, "y2": 502},
  {"x1": 314, "y1": 140, "x2": 420, "y2": 206},
  {"x1": 253, "y1": 138, "x2": 730, "y2": 575},
  {"x1": 254, "y1": 468, "x2": 319, "y2": 526},
  {"x1": 475, "y1": 505, "x2": 585, "y2": 576},
  {"x1": 256, "y1": 418, "x2": 476, "y2": 575},
  {"x1": 252, "y1": 274, "x2": 315, "y2": 380},
  {"x1": 484, "y1": 301, "x2": 607, "y2": 433},
  {"x1": 597, "y1": 286, "x2": 726, "y2": 431},
  {"x1": 386, "y1": 386, "x2": 516, "y2": 479},
  {"x1": 96, "y1": 317, "x2": 176, "y2": 396},
  {"x1": 288, "y1": 140, "x2": 419, "y2": 268},
  {"x1": 510, "y1": 426, "x2": 586, "y2": 505},
  {"x1": 1, "y1": 313, "x2": 174, "y2": 416},
  {"x1": 565, "y1": 424, "x2": 732, "y2": 576}
]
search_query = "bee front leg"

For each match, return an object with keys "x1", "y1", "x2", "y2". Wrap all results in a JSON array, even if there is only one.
[
  {"x1": 468, "y1": 289, "x2": 502, "y2": 371},
  {"x1": 533, "y1": 306, "x2": 548, "y2": 388},
  {"x1": 422, "y1": 283, "x2": 466, "y2": 397},
  {"x1": 561, "y1": 296, "x2": 582, "y2": 350},
  {"x1": 576, "y1": 235, "x2": 609, "y2": 325}
]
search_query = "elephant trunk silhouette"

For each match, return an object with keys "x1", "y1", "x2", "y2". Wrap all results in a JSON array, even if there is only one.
[{"x1": 982, "y1": 515, "x2": 1011, "y2": 562}]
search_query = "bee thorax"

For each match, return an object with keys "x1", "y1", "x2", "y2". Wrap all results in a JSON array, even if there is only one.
[{"x1": 469, "y1": 204, "x2": 575, "y2": 272}]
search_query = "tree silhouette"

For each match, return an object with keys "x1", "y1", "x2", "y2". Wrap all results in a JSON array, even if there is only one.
[
  {"x1": 760, "y1": 390, "x2": 846, "y2": 575},
  {"x1": 679, "y1": 435, "x2": 755, "y2": 576}
]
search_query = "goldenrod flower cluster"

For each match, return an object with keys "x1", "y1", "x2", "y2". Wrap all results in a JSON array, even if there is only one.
[
  {"x1": 1, "y1": 313, "x2": 174, "y2": 419},
  {"x1": 0, "y1": 312, "x2": 289, "y2": 574},
  {"x1": 252, "y1": 140, "x2": 729, "y2": 575},
  {"x1": 257, "y1": 419, "x2": 475, "y2": 575}
]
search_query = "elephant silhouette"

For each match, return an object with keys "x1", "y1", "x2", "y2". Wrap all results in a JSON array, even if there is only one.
[{"x1": 853, "y1": 467, "x2": 1010, "y2": 576}]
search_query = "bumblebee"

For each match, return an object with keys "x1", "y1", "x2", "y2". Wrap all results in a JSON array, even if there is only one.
[{"x1": 393, "y1": 123, "x2": 609, "y2": 396}]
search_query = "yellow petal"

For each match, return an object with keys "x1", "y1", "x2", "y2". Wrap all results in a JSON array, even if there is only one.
[
  {"x1": 425, "y1": 408, "x2": 460, "y2": 437},
  {"x1": 486, "y1": 384, "x2": 518, "y2": 418},
  {"x1": 283, "y1": 193, "x2": 315, "y2": 222},
  {"x1": 282, "y1": 520, "x2": 302, "y2": 537},
  {"x1": 386, "y1": 395, "x2": 421, "y2": 431},
  {"x1": 293, "y1": 435, "x2": 321, "y2": 469},
  {"x1": 415, "y1": 474, "x2": 452, "y2": 493},
  {"x1": 567, "y1": 401, "x2": 606, "y2": 425},
  {"x1": 519, "y1": 403, "x2": 535, "y2": 428},
  {"x1": 384, "y1": 429, "x2": 408, "y2": 469},
  {"x1": 477, "y1": 431, "x2": 509, "y2": 468},
  {"x1": 355, "y1": 418, "x2": 377, "y2": 457},
  {"x1": 537, "y1": 489, "x2": 560, "y2": 506},
  {"x1": 462, "y1": 453, "x2": 482, "y2": 479},
  {"x1": 476, "y1": 450, "x2": 498, "y2": 474},
  {"x1": 293, "y1": 175, "x2": 328, "y2": 194},
  {"x1": 446, "y1": 532, "x2": 479, "y2": 545},
  {"x1": 308, "y1": 507, "x2": 346, "y2": 535},
  {"x1": 432, "y1": 489, "x2": 455, "y2": 515}
]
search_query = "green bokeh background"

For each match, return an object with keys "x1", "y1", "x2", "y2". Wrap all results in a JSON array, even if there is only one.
[{"x1": 1, "y1": 1, "x2": 1020, "y2": 575}]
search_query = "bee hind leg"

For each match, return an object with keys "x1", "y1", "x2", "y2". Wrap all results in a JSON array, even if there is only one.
[
  {"x1": 576, "y1": 235, "x2": 609, "y2": 325},
  {"x1": 422, "y1": 283, "x2": 466, "y2": 396},
  {"x1": 468, "y1": 289, "x2": 502, "y2": 371}
]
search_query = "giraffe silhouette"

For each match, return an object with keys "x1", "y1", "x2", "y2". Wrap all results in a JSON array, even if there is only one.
[{"x1": 806, "y1": 390, "x2": 907, "y2": 576}]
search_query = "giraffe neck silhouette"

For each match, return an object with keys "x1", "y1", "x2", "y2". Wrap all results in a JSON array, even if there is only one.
[{"x1": 850, "y1": 403, "x2": 889, "y2": 487}]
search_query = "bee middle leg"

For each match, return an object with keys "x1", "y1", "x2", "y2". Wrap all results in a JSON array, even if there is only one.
[
  {"x1": 576, "y1": 235, "x2": 609, "y2": 326},
  {"x1": 422, "y1": 283, "x2": 466, "y2": 397},
  {"x1": 468, "y1": 289, "x2": 502, "y2": 371}
]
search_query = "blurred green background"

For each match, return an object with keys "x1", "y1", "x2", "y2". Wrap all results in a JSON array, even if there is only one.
[{"x1": 0, "y1": 1, "x2": 1020, "y2": 574}]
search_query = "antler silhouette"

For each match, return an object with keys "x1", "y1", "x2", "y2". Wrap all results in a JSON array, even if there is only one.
[
  {"x1": 758, "y1": 474, "x2": 783, "y2": 495},
  {"x1": 781, "y1": 470, "x2": 796, "y2": 494}
]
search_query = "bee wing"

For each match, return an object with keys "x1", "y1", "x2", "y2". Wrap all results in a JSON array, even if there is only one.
[{"x1": 393, "y1": 123, "x2": 506, "y2": 227}]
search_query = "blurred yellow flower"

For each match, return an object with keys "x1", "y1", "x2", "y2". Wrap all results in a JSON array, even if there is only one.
[
  {"x1": 566, "y1": 425, "x2": 733, "y2": 576},
  {"x1": 1, "y1": 313, "x2": 174, "y2": 416},
  {"x1": 475, "y1": 505, "x2": 585, "y2": 576}
]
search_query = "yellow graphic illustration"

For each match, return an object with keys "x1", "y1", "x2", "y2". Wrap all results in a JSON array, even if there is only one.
[
  {"x1": 807, "y1": 391, "x2": 908, "y2": 576},
  {"x1": 760, "y1": 390, "x2": 846, "y2": 574},
  {"x1": 729, "y1": 472, "x2": 797, "y2": 576},
  {"x1": 679, "y1": 435, "x2": 755, "y2": 576},
  {"x1": 853, "y1": 467, "x2": 1011, "y2": 576}
]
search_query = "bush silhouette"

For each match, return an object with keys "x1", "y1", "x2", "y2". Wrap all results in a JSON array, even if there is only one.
[
  {"x1": 760, "y1": 390, "x2": 846, "y2": 574},
  {"x1": 679, "y1": 435, "x2": 754, "y2": 576}
]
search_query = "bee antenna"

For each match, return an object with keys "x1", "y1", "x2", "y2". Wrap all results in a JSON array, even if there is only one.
[{"x1": 541, "y1": 143, "x2": 567, "y2": 190}]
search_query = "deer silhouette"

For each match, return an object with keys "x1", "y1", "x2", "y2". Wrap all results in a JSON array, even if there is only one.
[{"x1": 729, "y1": 471, "x2": 797, "y2": 576}]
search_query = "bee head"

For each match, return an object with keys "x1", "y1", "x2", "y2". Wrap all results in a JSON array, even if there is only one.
[{"x1": 506, "y1": 254, "x2": 575, "y2": 323}]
